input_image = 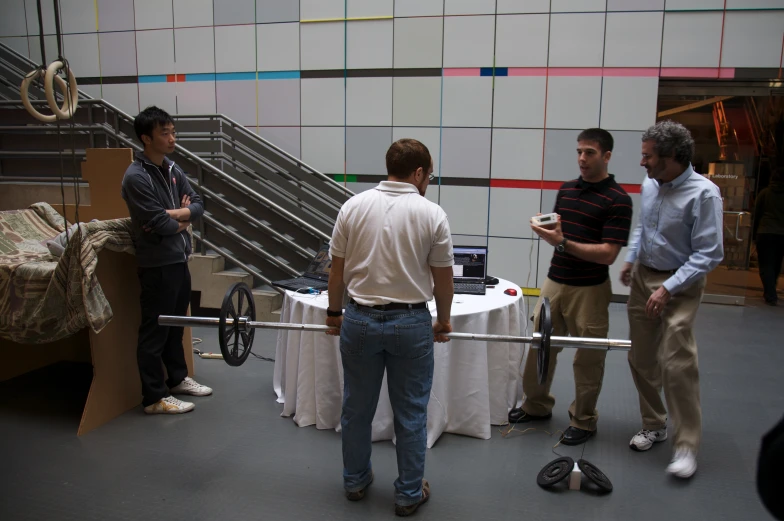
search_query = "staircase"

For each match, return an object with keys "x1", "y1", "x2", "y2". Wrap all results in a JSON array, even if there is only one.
[
  {"x1": 0, "y1": 41, "x2": 352, "y2": 315},
  {"x1": 189, "y1": 253, "x2": 283, "y2": 322}
]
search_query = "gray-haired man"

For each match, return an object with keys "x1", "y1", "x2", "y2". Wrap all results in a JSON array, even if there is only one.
[{"x1": 620, "y1": 120, "x2": 724, "y2": 479}]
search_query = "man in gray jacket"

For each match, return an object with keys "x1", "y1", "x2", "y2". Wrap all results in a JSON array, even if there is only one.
[{"x1": 121, "y1": 106, "x2": 212, "y2": 414}]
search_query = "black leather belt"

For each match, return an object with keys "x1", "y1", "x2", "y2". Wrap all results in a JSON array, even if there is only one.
[
  {"x1": 350, "y1": 298, "x2": 427, "y2": 311},
  {"x1": 642, "y1": 264, "x2": 677, "y2": 275}
]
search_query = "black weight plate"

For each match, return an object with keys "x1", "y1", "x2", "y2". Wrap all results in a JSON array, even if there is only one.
[
  {"x1": 537, "y1": 456, "x2": 574, "y2": 489},
  {"x1": 219, "y1": 282, "x2": 256, "y2": 367},
  {"x1": 537, "y1": 297, "x2": 552, "y2": 385},
  {"x1": 578, "y1": 459, "x2": 613, "y2": 493}
]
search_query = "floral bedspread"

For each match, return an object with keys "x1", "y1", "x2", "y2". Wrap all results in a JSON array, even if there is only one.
[{"x1": 0, "y1": 203, "x2": 135, "y2": 344}]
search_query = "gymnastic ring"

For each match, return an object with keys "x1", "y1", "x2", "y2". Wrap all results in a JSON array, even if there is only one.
[
  {"x1": 44, "y1": 60, "x2": 79, "y2": 120},
  {"x1": 20, "y1": 68, "x2": 70, "y2": 123}
]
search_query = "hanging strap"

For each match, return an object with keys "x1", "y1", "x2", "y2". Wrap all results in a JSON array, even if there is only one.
[
  {"x1": 53, "y1": 0, "x2": 63, "y2": 61},
  {"x1": 36, "y1": 0, "x2": 46, "y2": 66}
]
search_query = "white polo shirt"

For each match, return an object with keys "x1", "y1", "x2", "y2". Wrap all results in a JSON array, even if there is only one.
[{"x1": 329, "y1": 181, "x2": 454, "y2": 306}]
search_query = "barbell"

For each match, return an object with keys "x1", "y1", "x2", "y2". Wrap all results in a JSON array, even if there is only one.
[{"x1": 158, "y1": 282, "x2": 632, "y2": 384}]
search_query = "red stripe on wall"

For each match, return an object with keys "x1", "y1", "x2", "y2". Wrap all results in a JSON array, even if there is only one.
[
  {"x1": 489, "y1": 179, "x2": 563, "y2": 189},
  {"x1": 490, "y1": 179, "x2": 641, "y2": 194},
  {"x1": 619, "y1": 184, "x2": 641, "y2": 194}
]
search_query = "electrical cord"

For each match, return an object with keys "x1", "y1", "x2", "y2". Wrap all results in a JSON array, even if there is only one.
[{"x1": 192, "y1": 346, "x2": 275, "y2": 363}]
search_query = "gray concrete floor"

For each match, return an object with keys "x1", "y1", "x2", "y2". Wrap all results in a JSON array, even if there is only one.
[{"x1": 0, "y1": 298, "x2": 781, "y2": 520}]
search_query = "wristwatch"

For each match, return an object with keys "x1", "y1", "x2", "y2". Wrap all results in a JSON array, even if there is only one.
[
  {"x1": 556, "y1": 238, "x2": 568, "y2": 253},
  {"x1": 327, "y1": 308, "x2": 342, "y2": 317}
]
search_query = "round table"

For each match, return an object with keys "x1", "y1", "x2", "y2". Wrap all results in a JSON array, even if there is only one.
[{"x1": 272, "y1": 279, "x2": 528, "y2": 448}]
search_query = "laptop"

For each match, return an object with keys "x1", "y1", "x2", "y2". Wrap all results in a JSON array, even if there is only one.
[
  {"x1": 452, "y1": 246, "x2": 488, "y2": 295},
  {"x1": 271, "y1": 243, "x2": 332, "y2": 292}
]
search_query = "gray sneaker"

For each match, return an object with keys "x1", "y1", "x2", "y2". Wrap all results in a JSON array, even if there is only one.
[{"x1": 630, "y1": 428, "x2": 668, "y2": 451}]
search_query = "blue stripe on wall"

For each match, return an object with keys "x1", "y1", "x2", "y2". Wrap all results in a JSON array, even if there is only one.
[
  {"x1": 185, "y1": 73, "x2": 217, "y2": 81},
  {"x1": 138, "y1": 75, "x2": 167, "y2": 83},
  {"x1": 215, "y1": 72, "x2": 258, "y2": 81},
  {"x1": 480, "y1": 67, "x2": 508, "y2": 76},
  {"x1": 256, "y1": 71, "x2": 300, "y2": 80}
]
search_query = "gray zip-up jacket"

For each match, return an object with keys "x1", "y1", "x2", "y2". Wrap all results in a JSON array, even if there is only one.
[{"x1": 121, "y1": 150, "x2": 204, "y2": 267}]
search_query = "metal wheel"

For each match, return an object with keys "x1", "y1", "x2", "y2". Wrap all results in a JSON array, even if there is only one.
[
  {"x1": 537, "y1": 297, "x2": 552, "y2": 385},
  {"x1": 218, "y1": 282, "x2": 256, "y2": 366}
]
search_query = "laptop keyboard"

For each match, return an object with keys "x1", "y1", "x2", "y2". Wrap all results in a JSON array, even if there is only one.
[
  {"x1": 281, "y1": 277, "x2": 328, "y2": 290},
  {"x1": 454, "y1": 283, "x2": 485, "y2": 295}
]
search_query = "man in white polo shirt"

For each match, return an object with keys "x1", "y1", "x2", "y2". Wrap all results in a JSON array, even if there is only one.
[{"x1": 325, "y1": 138, "x2": 454, "y2": 517}]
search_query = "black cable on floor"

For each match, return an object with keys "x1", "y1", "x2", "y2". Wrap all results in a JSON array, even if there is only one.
[{"x1": 250, "y1": 352, "x2": 275, "y2": 363}]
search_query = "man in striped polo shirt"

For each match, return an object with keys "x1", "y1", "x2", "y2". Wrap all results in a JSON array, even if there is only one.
[{"x1": 508, "y1": 128, "x2": 633, "y2": 446}]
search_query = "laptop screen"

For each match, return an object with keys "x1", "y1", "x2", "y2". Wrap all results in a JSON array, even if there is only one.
[
  {"x1": 305, "y1": 244, "x2": 333, "y2": 280},
  {"x1": 452, "y1": 246, "x2": 487, "y2": 280}
]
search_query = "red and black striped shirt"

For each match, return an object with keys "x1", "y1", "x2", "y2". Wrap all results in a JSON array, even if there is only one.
[{"x1": 548, "y1": 174, "x2": 633, "y2": 287}]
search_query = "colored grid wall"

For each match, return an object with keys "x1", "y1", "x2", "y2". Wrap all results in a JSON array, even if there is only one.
[{"x1": 2, "y1": 0, "x2": 783, "y2": 291}]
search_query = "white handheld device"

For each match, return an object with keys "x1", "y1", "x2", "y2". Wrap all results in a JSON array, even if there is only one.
[{"x1": 531, "y1": 213, "x2": 558, "y2": 226}]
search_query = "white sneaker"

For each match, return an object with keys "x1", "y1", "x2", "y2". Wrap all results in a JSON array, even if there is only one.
[
  {"x1": 666, "y1": 447, "x2": 697, "y2": 478},
  {"x1": 144, "y1": 396, "x2": 194, "y2": 414},
  {"x1": 170, "y1": 376, "x2": 213, "y2": 396},
  {"x1": 629, "y1": 428, "x2": 668, "y2": 451}
]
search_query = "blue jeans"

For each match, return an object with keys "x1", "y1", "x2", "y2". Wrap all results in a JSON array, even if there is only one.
[{"x1": 340, "y1": 302, "x2": 434, "y2": 507}]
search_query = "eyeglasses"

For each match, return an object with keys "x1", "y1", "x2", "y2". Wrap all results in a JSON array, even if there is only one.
[{"x1": 429, "y1": 174, "x2": 437, "y2": 182}]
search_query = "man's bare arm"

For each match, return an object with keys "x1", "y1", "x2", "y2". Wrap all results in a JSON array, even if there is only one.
[
  {"x1": 328, "y1": 256, "x2": 346, "y2": 312},
  {"x1": 531, "y1": 218, "x2": 623, "y2": 265},
  {"x1": 430, "y1": 266, "x2": 453, "y2": 324},
  {"x1": 563, "y1": 241, "x2": 622, "y2": 265}
]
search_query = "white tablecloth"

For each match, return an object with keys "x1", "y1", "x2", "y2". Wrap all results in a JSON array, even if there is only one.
[{"x1": 272, "y1": 279, "x2": 528, "y2": 448}]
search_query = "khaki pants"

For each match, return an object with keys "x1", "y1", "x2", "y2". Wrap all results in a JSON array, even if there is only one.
[
  {"x1": 627, "y1": 262, "x2": 705, "y2": 452},
  {"x1": 521, "y1": 277, "x2": 612, "y2": 431}
]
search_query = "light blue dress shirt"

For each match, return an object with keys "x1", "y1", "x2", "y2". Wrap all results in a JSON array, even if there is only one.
[{"x1": 625, "y1": 164, "x2": 724, "y2": 295}]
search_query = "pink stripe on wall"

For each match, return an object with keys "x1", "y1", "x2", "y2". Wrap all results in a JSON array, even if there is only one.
[
  {"x1": 719, "y1": 68, "x2": 735, "y2": 79},
  {"x1": 546, "y1": 68, "x2": 602, "y2": 76},
  {"x1": 443, "y1": 68, "x2": 480, "y2": 77},
  {"x1": 602, "y1": 67, "x2": 659, "y2": 77},
  {"x1": 446, "y1": 67, "x2": 736, "y2": 79},
  {"x1": 508, "y1": 67, "x2": 549, "y2": 76},
  {"x1": 507, "y1": 67, "x2": 659, "y2": 77}
]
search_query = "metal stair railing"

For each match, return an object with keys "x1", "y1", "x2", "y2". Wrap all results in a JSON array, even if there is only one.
[
  {"x1": 0, "y1": 98, "x2": 328, "y2": 289},
  {"x1": 0, "y1": 41, "x2": 355, "y2": 293},
  {"x1": 0, "y1": 42, "x2": 354, "y2": 237},
  {"x1": 173, "y1": 114, "x2": 352, "y2": 202},
  {"x1": 0, "y1": 42, "x2": 352, "y2": 205}
]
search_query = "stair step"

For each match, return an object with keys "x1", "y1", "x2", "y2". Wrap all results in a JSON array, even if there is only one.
[
  {"x1": 198, "y1": 269, "x2": 254, "y2": 309},
  {"x1": 252, "y1": 288, "x2": 284, "y2": 316},
  {"x1": 213, "y1": 269, "x2": 252, "y2": 279},
  {"x1": 218, "y1": 266, "x2": 250, "y2": 275},
  {"x1": 189, "y1": 253, "x2": 226, "y2": 293}
]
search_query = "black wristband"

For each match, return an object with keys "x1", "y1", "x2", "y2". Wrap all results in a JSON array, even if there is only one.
[{"x1": 327, "y1": 309, "x2": 342, "y2": 317}]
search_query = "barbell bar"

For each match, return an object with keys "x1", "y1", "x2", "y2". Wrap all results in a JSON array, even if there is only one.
[{"x1": 158, "y1": 282, "x2": 632, "y2": 384}]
